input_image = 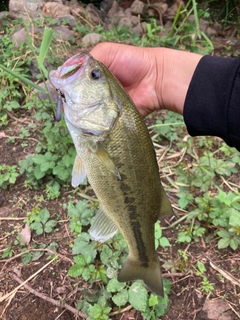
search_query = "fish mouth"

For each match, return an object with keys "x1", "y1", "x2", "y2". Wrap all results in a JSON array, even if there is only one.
[{"x1": 49, "y1": 52, "x2": 90, "y2": 90}]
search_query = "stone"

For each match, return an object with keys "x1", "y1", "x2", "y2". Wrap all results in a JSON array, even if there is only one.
[
  {"x1": 131, "y1": 15, "x2": 139, "y2": 27},
  {"x1": 100, "y1": 0, "x2": 114, "y2": 14},
  {"x1": 166, "y1": 3, "x2": 177, "y2": 20},
  {"x1": 86, "y1": 4, "x2": 104, "y2": 25},
  {"x1": 131, "y1": 24, "x2": 143, "y2": 37},
  {"x1": 107, "y1": 0, "x2": 119, "y2": 18},
  {"x1": 52, "y1": 25, "x2": 75, "y2": 41},
  {"x1": 131, "y1": 0, "x2": 145, "y2": 16},
  {"x1": 12, "y1": 26, "x2": 44, "y2": 48},
  {"x1": 199, "y1": 18, "x2": 209, "y2": 33},
  {"x1": 42, "y1": 2, "x2": 71, "y2": 18},
  {"x1": 81, "y1": 33, "x2": 105, "y2": 46},
  {"x1": 124, "y1": 8, "x2": 132, "y2": 19},
  {"x1": 56, "y1": 15, "x2": 76, "y2": 27},
  {"x1": 213, "y1": 21, "x2": 222, "y2": 35},
  {"x1": 118, "y1": 17, "x2": 132, "y2": 28},
  {"x1": 9, "y1": 0, "x2": 45, "y2": 20},
  {"x1": 206, "y1": 26, "x2": 217, "y2": 38},
  {"x1": 199, "y1": 299, "x2": 231, "y2": 320},
  {"x1": 12, "y1": 27, "x2": 27, "y2": 48}
]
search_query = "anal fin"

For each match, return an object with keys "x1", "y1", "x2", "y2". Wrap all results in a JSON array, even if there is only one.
[
  {"x1": 90, "y1": 206, "x2": 118, "y2": 242},
  {"x1": 71, "y1": 155, "x2": 87, "y2": 187}
]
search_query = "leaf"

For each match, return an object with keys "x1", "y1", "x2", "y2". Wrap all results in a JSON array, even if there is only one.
[
  {"x1": 22, "y1": 252, "x2": 32, "y2": 265},
  {"x1": 20, "y1": 224, "x2": 31, "y2": 245},
  {"x1": 39, "y1": 208, "x2": 50, "y2": 224},
  {"x1": 112, "y1": 289, "x2": 128, "y2": 307},
  {"x1": 34, "y1": 166, "x2": 45, "y2": 180},
  {"x1": 128, "y1": 282, "x2": 148, "y2": 312},
  {"x1": 68, "y1": 264, "x2": 84, "y2": 277},
  {"x1": 218, "y1": 237, "x2": 230, "y2": 249},
  {"x1": 72, "y1": 233, "x2": 97, "y2": 260},
  {"x1": 160, "y1": 237, "x2": 170, "y2": 247},
  {"x1": 107, "y1": 277, "x2": 126, "y2": 293},
  {"x1": 44, "y1": 220, "x2": 57, "y2": 233},
  {"x1": 230, "y1": 238, "x2": 240, "y2": 250},
  {"x1": 229, "y1": 209, "x2": 240, "y2": 227}
]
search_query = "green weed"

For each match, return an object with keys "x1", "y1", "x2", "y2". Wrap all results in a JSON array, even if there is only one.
[{"x1": 0, "y1": 164, "x2": 19, "y2": 189}]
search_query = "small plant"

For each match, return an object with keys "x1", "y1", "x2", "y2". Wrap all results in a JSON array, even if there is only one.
[
  {"x1": 27, "y1": 207, "x2": 57, "y2": 235},
  {"x1": 0, "y1": 164, "x2": 19, "y2": 189}
]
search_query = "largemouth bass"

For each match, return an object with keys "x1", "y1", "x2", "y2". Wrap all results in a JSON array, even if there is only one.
[{"x1": 49, "y1": 52, "x2": 173, "y2": 296}]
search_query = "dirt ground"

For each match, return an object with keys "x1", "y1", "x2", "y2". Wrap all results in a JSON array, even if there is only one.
[{"x1": 1, "y1": 29, "x2": 240, "y2": 320}]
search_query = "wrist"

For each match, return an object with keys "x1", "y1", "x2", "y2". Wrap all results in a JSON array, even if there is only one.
[{"x1": 156, "y1": 48, "x2": 203, "y2": 115}]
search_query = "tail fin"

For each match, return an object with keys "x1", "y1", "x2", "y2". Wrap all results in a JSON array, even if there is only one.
[{"x1": 118, "y1": 256, "x2": 164, "y2": 297}]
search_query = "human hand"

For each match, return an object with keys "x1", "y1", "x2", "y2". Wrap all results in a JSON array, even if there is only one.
[
  {"x1": 91, "y1": 43, "x2": 162, "y2": 117},
  {"x1": 91, "y1": 43, "x2": 202, "y2": 117}
]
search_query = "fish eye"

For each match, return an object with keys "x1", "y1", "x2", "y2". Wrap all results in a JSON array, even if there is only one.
[{"x1": 91, "y1": 69, "x2": 101, "y2": 80}]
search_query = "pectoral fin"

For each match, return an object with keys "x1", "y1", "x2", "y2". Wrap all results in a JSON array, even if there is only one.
[
  {"x1": 71, "y1": 155, "x2": 86, "y2": 187},
  {"x1": 95, "y1": 145, "x2": 121, "y2": 180},
  {"x1": 159, "y1": 185, "x2": 174, "y2": 216},
  {"x1": 90, "y1": 206, "x2": 118, "y2": 242}
]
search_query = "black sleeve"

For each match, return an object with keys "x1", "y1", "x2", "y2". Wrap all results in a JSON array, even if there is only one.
[{"x1": 183, "y1": 55, "x2": 240, "y2": 151}]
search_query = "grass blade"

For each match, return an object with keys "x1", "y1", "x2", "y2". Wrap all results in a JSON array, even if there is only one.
[
  {"x1": 0, "y1": 63, "x2": 47, "y2": 93},
  {"x1": 37, "y1": 27, "x2": 54, "y2": 78}
]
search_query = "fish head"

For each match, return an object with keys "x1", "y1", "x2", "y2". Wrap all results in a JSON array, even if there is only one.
[{"x1": 49, "y1": 52, "x2": 119, "y2": 138}]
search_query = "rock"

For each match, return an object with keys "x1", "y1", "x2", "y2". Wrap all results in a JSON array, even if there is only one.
[
  {"x1": 56, "y1": 15, "x2": 76, "y2": 27},
  {"x1": 199, "y1": 18, "x2": 209, "y2": 33},
  {"x1": 131, "y1": 0, "x2": 145, "y2": 16},
  {"x1": 100, "y1": 0, "x2": 114, "y2": 14},
  {"x1": 130, "y1": 15, "x2": 139, "y2": 27},
  {"x1": 12, "y1": 27, "x2": 27, "y2": 48},
  {"x1": 86, "y1": 4, "x2": 104, "y2": 25},
  {"x1": 52, "y1": 25, "x2": 75, "y2": 41},
  {"x1": 206, "y1": 26, "x2": 217, "y2": 38},
  {"x1": 199, "y1": 299, "x2": 232, "y2": 320},
  {"x1": 213, "y1": 21, "x2": 222, "y2": 35},
  {"x1": 107, "y1": 0, "x2": 119, "y2": 18},
  {"x1": 67, "y1": 0, "x2": 85, "y2": 17},
  {"x1": 166, "y1": 3, "x2": 177, "y2": 20},
  {"x1": 124, "y1": 8, "x2": 132, "y2": 19},
  {"x1": 118, "y1": 17, "x2": 132, "y2": 28},
  {"x1": 131, "y1": 24, "x2": 143, "y2": 37},
  {"x1": 12, "y1": 26, "x2": 44, "y2": 48},
  {"x1": 42, "y1": 2, "x2": 71, "y2": 18},
  {"x1": 81, "y1": 33, "x2": 105, "y2": 46},
  {"x1": 9, "y1": 0, "x2": 45, "y2": 20}
]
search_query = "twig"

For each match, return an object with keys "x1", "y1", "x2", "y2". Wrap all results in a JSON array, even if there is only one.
[
  {"x1": 9, "y1": 272, "x2": 87, "y2": 319},
  {"x1": 227, "y1": 302, "x2": 240, "y2": 318},
  {"x1": 0, "y1": 217, "x2": 26, "y2": 220},
  {"x1": 1, "y1": 248, "x2": 73, "y2": 270},
  {"x1": 162, "y1": 272, "x2": 186, "y2": 278},
  {"x1": 0, "y1": 292, "x2": 15, "y2": 318},
  {"x1": 209, "y1": 261, "x2": 240, "y2": 287},
  {"x1": 109, "y1": 304, "x2": 132, "y2": 316},
  {"x1": 0, "y1": 132, "x2": 39, "y2": 143},
  {"x1": 0, "y1": 257, "x2": 56, "y2": 302}
]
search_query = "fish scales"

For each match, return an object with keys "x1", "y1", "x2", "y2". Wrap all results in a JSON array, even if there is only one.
[{"x1": 49, "y1": 52, "x2": 173, "y2": 296}]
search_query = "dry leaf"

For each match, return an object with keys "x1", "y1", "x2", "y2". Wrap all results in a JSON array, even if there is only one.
[
  {"x1": 0, "y1": 131, "x2": 7, "y2": 138},
  {"x1": 20, "y1": 224, "x2": 31, "y2": 245}
]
